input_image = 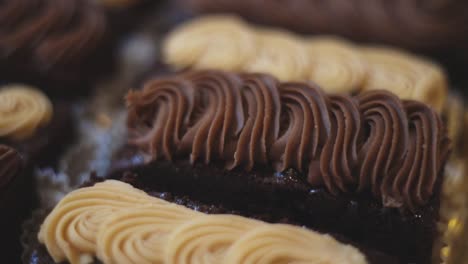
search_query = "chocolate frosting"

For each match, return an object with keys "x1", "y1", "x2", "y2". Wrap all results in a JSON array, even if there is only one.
[
  {"x1": 0, "y1": 0, "x2": 107, "y2": 71},
  {"x1": 187, "y1": 0, "x2": 468, "y2": 51},
  {"x1": 0, "y1": 145, "x2": 22, "y2": 189},
  {"x1": 126, "y1": 70, "x2": 451, "y2": 210}
]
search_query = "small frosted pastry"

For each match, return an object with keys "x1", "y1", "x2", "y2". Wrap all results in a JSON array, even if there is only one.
[
  {"x1": 163, "y1": 16, "x2": 448, "y2": 109},
  {"x1": 126, "y1": 70, "x2": 449, "y2": 210},
  {"x1": 0, "y1": 84, "x2": 74, "y2": 262},
  {"x1": 0, "y1": 0, "x2": 111, "y2": 90},
  {"x1": 0, "y1": 84, "x2": 74, "y2": 260},
  {"x1": 0, "y1": 84, "x2": 74, "y2": 166},
  {"x1": 0, "y1": 85, "x2": 52, "y2": 140},
  {"x1": 107, "y1": 70, "x2": 452, "y2": 263},
  {"x1": 23, "y1": 69, "x2": 453, "y2": 264},
  {"x1": 37, "y1": 180, "x2": 367, "y2": 264}
]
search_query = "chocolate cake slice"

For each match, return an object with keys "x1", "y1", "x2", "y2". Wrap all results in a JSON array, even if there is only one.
[
  {"x1": 25, "y1": 178, "x2": 398, "y2": 264},
  {"x1": 161, "y1": 15, "x2": 448, "y2": 111},
  {"x1": 112, "y1": 70, "x2": 450, "y2": 263},
  {"x1": 25, "y1": 70, "x2": 450, "y2": 263}
]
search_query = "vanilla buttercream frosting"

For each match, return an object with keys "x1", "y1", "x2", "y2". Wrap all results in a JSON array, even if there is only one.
[{"x1": 38, "y1": 180, "x2": 368, "y2": 264}]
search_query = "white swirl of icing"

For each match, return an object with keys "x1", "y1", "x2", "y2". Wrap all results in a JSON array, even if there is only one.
[
  {"x1": 361, "y1": 47, "x2": 447, "y2": 111},
  {"x1": 307, "y1": 37, "x2": 367, "y2": 93},
  {"x1": 224, "y1": 224, "x2": 367, "y2": 264},
  {"x1": 39, "y1": 180, "x2": 368, "y2": 264},
  {"x1": 38, "y1": 180, "x2": 167, "y2": 264},
  {"x1": 163, "y1": 16, "x2": 448, "y2": 109},
  {"x1": 166, "y1": 215, "x2": 263, "y2": 264},
  {"x1": 246, "y1": 30, "x2": 310, "y2": 81},
  {"x1": 96, "y1": 205, "x2": 200, "y2": 264},
  {"x1": 0, "y1": 85, "x2": 52, "y2": 140},
  {"x1": 163, "y1": 15, "x2": 256, "y2": 71}
]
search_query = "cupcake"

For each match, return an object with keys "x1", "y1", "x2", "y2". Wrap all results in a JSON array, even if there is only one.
[{"x1": 25, "y1": 70, "x2": 453, "y2": 263}]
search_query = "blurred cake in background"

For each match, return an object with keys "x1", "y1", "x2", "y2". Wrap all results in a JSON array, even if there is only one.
[
  {"x1": 0, "y1": 0, "x2": 113, "y2": 97},
  {"x1": 0, "y1": 84, "x2": 76, "y2": 261},
  {"x1": 0, "y1": 84, "x2": 75, "y2": 166},
  {"x1": 162, "y1": 16, "x2": 448, "y2": 111},
  {"x1": 185, "y1": 0, "x2": 468, "y2": 53},
  {"x1": 0, "y1": 145, "x2": 33, "y2": 262}
]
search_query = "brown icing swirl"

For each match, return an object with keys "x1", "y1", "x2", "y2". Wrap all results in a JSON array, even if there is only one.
[
  {"x1": 356, "y1": 91, "x2": 409, "y2": 206},
  {"x1": 127, "y1": 70, "x2": 450, "y2": 210},
  {"x1": 392, "y1": 101, "x2": 451, "y2": 209},
  {"x1": 0, "y1": 145, "x2": 22, "y2": 189},
  {"x1": 272, "y1": 82, "x2": 331, "y2": 181},
  {"x1": 227, "y1": 73, "x2": 281, "y2": 170},
  {"x1": 0, "y1": 0, "x2": 107, "y2": 71},
  {"x1": 317, "y1": 94, "x2": 359, "y2": 194}
]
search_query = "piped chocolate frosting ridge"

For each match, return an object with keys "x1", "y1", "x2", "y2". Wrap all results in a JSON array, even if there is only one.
[
  {"x1": 0, "y1": 0, "x2": 108, "y2": 81},
  {"x1": 0, "y1": 145, "x2": 22, "y2": 189},
  {"x1": 126, "y1": 70, "x2": 450, "y2": 211}
]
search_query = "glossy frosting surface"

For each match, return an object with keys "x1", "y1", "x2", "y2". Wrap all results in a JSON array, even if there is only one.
[{"x1": 126, "y1": 70, "x2": 450, "y2": 210}]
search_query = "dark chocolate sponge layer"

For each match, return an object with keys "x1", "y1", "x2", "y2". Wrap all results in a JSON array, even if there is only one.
[
  {"x1": 108, "y1": 146, "x2": 440, "y2": 264},
  {"x1": 1, "y1": 150, "x2": 34, "y2": 263},
  {"x1": 1, "y1": 102, "x2": 75, "y2": 263},
  {"x1": 23, "y1": 174, "x2": 398, "y2": 264}
]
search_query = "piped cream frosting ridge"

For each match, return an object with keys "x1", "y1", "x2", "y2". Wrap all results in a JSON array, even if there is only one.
[
  {"x1": 38, "y1": 180, "x2": 368, "y2": 264},
  {"x1": 163, "y1": 15, "x2": 448, "y2": 111}
]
